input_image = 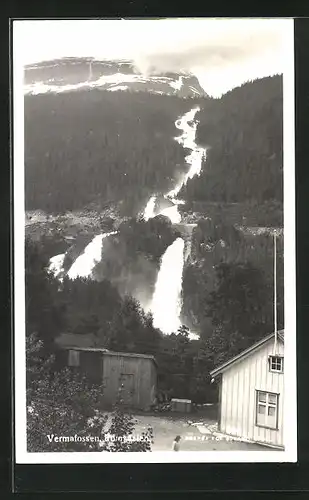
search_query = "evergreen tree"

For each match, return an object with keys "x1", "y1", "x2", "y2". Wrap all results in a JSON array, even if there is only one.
[
  {"x1": 203, "y1": 261, "x2": 273, "y2": 364},
  {"x1": 25, "y1": 237, "x2": 65, "y2": 351}
]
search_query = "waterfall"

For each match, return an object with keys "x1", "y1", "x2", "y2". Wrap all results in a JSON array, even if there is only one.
[
  {"x1": 143, "y1": 195, "x2": 156, "y2": 221},
  {"x1": 48, "y1": 106, "x2": 205, "y2": 338},
  {"x1": 48, "y1": 253, "x2": 65, "y2": 279},
  {"x1": 166, "y1": 107, "x2": 206, "y2": 199},
  {"x1": 143, "y1": 107, "x2": 206, "y2": 224},
  {"x1": 143, "y1": 107, "x2": 207, "y2": 337},
  {"x1": 159, "y1": 205, "x2": 181, "y2": 224},
  {"x1": 150, "y1": 237, "x2": 185, "y2": 334},
  {"x1": 67, "y1": 231, "x2": 117, "y2": 280}
]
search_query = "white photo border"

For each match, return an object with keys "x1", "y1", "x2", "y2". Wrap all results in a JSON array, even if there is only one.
[{"x1": 13, "y1": 18, "x2": 297, "y2": 464}]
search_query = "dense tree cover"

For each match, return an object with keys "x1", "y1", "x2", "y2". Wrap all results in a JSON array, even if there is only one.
[
  {"x1": 93, "y1": 215, "x2": 180, "y2": 305},
  {"x1": 181, "y1": 218, "x2": 284, "y2": 338},
  {"x1": 25, "y1": 231, "x2": 284, "y2": 405},
  {"x1": 25, "y1": 76, "x2": 283, "y2": 218},
  {"x1": 155, "y1": 325, "x2": 217, "y2": 403},
  {"x1": 204, "y1": 261, "x2": 276, "y2": 365},
  {"x1": 25, "y1": 237, "x2": 162, "y2": 354},
  {"x1": 25, "y1": 238, "x2": 65, "y2": 351},
  {"x1": 25, "y1": 90, "x2": 191, "y2": 215},
  {"x1": 26, "y1": 240, "x2": 206, "y2": 402},
  {"x1": 24, "y1": 74, "x2": 285, "y2": 411},
  {"x1": 60, "y1": 277, "x2": 122, "y2": 339},
  {"x1": 179, "y1": 75, "x2": 283, "y2": 206},
  {"x1": 117, "y1": 215, "x2": 181, "y2": 264}
]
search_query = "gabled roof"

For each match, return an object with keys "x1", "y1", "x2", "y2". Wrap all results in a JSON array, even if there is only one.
[{"x1": 210, "y1": 330, "x2": 284, "y2": 378}]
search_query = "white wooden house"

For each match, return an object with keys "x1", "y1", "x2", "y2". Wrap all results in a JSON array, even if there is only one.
[{"x1": 210, "y1": 330, "x2": 284, "y2": 449}]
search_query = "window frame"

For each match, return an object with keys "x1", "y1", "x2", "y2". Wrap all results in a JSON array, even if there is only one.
[
  {"x1": 255, "y1": 390, "x2": 279, "y2": 430},
  {"x1": 268, "y1": 355, "x2": 284, "y2": 373}
]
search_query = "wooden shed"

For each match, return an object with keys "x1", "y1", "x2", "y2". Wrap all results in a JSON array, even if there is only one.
[
  {"x1": 61, "y1": 346, "x2": 157, "y2": 411},
  {"x1": 210, "y1": 330, "x2": 285, "y2": 449}
]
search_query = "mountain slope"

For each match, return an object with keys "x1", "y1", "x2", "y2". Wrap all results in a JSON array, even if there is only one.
[
  {"x1": 24, "y1": 57, "x2": 208, "y2": 98},
  {"x1": 25, "y1": 89, "x2": 195, "y2": 214},
  {"x1": 25, "y1": 74, "x2": 283, "y2": 225},
  {"x1": 179, "y1": 75, "x2": 283, "y2": 211}
]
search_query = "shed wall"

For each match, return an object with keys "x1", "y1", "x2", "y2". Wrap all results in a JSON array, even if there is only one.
[
  {"x1": 102, "y1": 354, "x2": 156, "y2": 409},
  {"x1": 79, "y1": 350, "x2": 102, "y2": 384}
]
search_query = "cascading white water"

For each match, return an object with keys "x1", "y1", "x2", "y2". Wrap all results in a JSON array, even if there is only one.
[
  {"x1": 143, "y1": 107, "x2": 206, "y2": 337},
  {"x1": 159, "y1": 205, "x2": 182, "y2": 224},
  {"x1": 67, "y1": 231, "x2": 117, "y2": 280},
  {"x1": 143, "y1": 195, "x2": 156, "y2": 221},
  {"x1": 48, "y1": 253, "x2": 65, "y2": 280},
  {"x1": 143, "y1": 107, "x2": 206, "y2": 223},
  {"x1": 166, "y1": 107, "x2": 206, "y2": 199},
  {"x1": 47, "y1": 106, "x2": 205, "y2": 338},
  {"x1": 150, "y1": 237, "x2": 185, "y2": 334}
]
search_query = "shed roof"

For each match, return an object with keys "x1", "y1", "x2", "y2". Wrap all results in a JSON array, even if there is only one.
[{"x1": 210, "y1": 330, "x2": 284, "y2": 378}]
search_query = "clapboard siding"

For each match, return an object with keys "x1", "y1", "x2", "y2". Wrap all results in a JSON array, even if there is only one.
[{"x1": 220, "y1": 338, "x2": 284, "y2": 447}]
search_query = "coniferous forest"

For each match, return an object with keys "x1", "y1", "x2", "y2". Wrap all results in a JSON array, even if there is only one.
[
  {"x1": 25, "y1": 73, "x2": 284, "y2": 405},
  {"x1": 25, "y1": 75, "x2": 283, "y2": 216},
  {"x1": 181, "y1": 76, "x2": 283, "y2": 205},
  {"x1": 25, "y1": 91, "x2": 191, "y2": 215}
]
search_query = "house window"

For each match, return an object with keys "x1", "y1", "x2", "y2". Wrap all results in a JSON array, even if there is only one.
[
  {"x1": 256, "y1": 390, "x2": 279, "y2": 429},
  {"x1": 68, "y1": 350, "x2": 80, "y2": 367},
  {"x1": 269, "y1": 355, "x2": 284, "y2": 373}
]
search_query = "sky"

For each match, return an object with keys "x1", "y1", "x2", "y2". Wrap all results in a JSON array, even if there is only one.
[{"x1": 14, "y1": 18, "x2": 292, "y2": 97}]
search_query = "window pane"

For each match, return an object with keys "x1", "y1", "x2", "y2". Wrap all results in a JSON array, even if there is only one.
[
  {"x1": 267, "y1": 413, "x2": 277, "y2": 428},
  {"x1": 270, "y1": 356, "x2": 283, "y2": 371},
  {"x1": 258, "y1": 391, "x2": 267, "y2": 403},
  {"x1": 256, "y1": 391, "x2": 278, "y2": 428},
  {"x1": 271, "y1": 356, "x2": 277, "y2": 365},
  {"x1": 268, "y1": 393, "x2": 277, "y2": 404},
  {"x1": 257, "y1": 412, "x2": 265, "y2": 426}
]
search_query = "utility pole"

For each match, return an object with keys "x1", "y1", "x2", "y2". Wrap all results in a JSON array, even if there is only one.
[{"x1": 274, "y1": 232, "x2": 278, "y2": 353}]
